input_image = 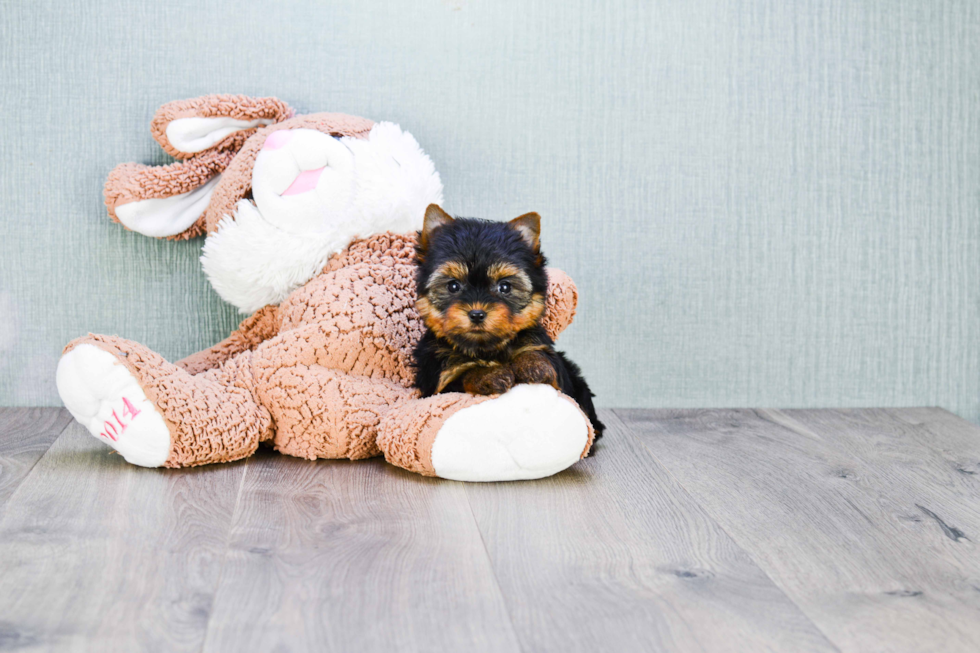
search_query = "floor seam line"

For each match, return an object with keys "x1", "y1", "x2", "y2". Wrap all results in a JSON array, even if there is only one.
[
  {"x1": 198, "y1": 456, "x2": 251, "y2": 653},
  {"x1": 461, "y1": 485, "x2": 527, "y2": 653},
  {"x1": 0, "y1": 409, "x2": 74, "y2": 523},
  {"x1": 610, "y1": 408, "x2": 845, "y2": 653}
]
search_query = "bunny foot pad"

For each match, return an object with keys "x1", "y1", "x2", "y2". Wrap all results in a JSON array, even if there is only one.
[
  {"x1": 56, "y1": 344, "x2": 171, "y2": 467},
  {"x1": 431, "y1": 384, "x2": 590, "y2": 482}
]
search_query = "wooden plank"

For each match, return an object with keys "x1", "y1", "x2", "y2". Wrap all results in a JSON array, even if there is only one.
[
  {"x1": 463, "y1": 409, "x2": 838, "y2": 653},
  {"x1": 201, "y1": 449, "x2": 522, "y2": 653},
  {"x1": 853, "y1": 407, "x2": 980, "y2": 482},
  {"x1": 771, "y1": 408, "x2": 980, "y2": 537},
  {"x1": 0, "y1": 422, "x2": 247, "y2": 652},
  {"x1": 619, "y1": 408, "x2": 980, "y2": 653},
  {"x1": 0, "y1": 407, "x2": 72, "y2": 515},
  {"x1": 892, "y1": 407, "x2": 980, "y2": 459}
]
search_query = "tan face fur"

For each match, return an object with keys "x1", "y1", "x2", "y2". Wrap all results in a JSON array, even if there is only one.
[{"x1": 415, "y1": 206, "x2": 547, "y2": 355}]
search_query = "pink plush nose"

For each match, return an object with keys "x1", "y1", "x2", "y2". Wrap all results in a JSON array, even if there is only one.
[
  {"x1": 282, "y1": 167, "x2": 325, "y2": 196},
  {"x1": 263, "y1": 130, "x2": 293, "y2": 150}
]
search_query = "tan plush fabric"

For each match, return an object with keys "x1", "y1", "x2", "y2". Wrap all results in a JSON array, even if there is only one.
[
  {"x1": 541, "y1": 268, "x2": 578, "y2": 342},
  {"x1": 561, "y1": 393, "x2": 597, "y2": 459},
  {"x1": 65, "y1": 231, "x2": 586, "y2": 471},
  {"x1": 103, "y1": 148, "x2": 237, "y2": 240},
  {"x1": 377, "y1": 393, "x2": 491, "y2": 476},
  {"x1": 177, "y1": 305, "x2": 281, "y2": 375},
  {"x1": 257, "y1": 364, "x2": 416, "y2": 461},
  {"x1": 150, "y1": 94, "x2": 294, "y2": 158},
  {"x1": 274, "y1": 234, "x2": 422, "y2": 387}
]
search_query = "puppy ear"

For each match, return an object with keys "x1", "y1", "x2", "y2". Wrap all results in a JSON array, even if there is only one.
[
  {"x1": 419, "y1": 204, "x2": 455, "y2": 251},
  {"x1": 509, "y1": 212, "x2": 541, "y2": 252}
]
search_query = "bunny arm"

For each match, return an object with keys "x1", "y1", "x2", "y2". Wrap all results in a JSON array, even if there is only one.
[{"x1": 377, "y1": 387, "x2": 595, "y2": 479}]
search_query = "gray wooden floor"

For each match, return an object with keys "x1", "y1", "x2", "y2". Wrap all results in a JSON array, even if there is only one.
[{"x1": 1, "y1": 407, "x2": 979, "y2": 652}]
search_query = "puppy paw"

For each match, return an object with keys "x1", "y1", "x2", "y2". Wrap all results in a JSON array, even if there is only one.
[
  {"x1": 511, "y1": 351, "x2": 559, "y2": 388},
  {"x1": 462, "y1": 364, "x2": 515, "y2": 396}
]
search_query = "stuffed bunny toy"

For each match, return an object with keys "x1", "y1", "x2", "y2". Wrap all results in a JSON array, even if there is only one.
[{"x1": 56, "y1": 94, "x2": 595, "y2": 482}]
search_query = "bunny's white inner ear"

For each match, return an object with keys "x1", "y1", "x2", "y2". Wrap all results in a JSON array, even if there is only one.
[
  {"x1": 165, "y1": 117, "x2": 274, "y2": 154},
  {"x1": 115, "y1": 174, "x2": 221, "y2": 237}
]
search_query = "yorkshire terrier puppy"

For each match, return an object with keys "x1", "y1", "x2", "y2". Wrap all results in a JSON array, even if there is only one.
[{"x1": 413, "y1": 204, "x2": 605, "y2": 446}]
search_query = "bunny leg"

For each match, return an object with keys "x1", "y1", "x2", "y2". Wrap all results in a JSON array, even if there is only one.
[
  {"x1": 377, "y1": 385, "x2": 595, "y2": 482},
  {"x1": 57, "y1": 336, "x2": 272, "y2": 467},
  {"x1": 255, "y1": 364, "x2": 416, "y2": 461},
  {"x1": 176, "y1": 304, "x2": 281, "y2": 375}
]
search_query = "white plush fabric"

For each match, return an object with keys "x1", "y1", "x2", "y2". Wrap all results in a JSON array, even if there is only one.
[
  {"x1": 430, "y1": 384, "x2": 590, "y2": 482},
  {"x1": 56, "y1": 344, "x2": 171, "y2": 467},
  {"x1": 115, "y1": 174, "x2": 221, "y2": 238},
  {"x1": 166, "y1": 116, "x2": 274, "y2": 154},
  {"x1": 251, "y1": 129, "x2": 356, "y2": 234},
  {"x1": 202, "y1": 122, "x2": 443, "y2": 313}
]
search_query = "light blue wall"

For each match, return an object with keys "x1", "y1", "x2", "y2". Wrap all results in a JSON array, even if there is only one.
[{"x1": 2, "y1": 0, "x2": 978, "y2": 420}]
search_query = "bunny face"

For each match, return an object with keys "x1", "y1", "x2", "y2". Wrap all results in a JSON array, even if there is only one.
[
  {"x1": 104, "y1": 96, "x2": 443, "y2": 313},
  {"x1": 249, "y1": 122, "x2": 441, "y2": 237},
  {"x1": 252, "y1": 128, "x2": 357, "y2": 235},
  {"x1": 202, "y1": 120, "x2": 443, "y2": 312}
]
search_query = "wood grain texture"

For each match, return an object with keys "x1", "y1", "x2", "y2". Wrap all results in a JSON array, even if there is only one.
[
  {"x1": 0, "y1": 407, "x2": 71, "y2": 514},
  {"x1": 889, "y1": 408, "x2": 980, "y2": 487},
  {"x1": 201, "y1": 448, "x2": 521, "y2": 653},
  {"x1": 0, "y1": 423, "x2": 246, "y2": 652},
  {"x1": 6, "y1": 406, "x2": 980, "y2": 652},
  {"x1": 772, "y1": 408, "x2": 980, "y2": 541},
  {"x1": 618, "y1": 408, "x2": 980, "y2": 653},
  {"x1": 463, "y1": 409, "x2": 838, "y2": 653}
]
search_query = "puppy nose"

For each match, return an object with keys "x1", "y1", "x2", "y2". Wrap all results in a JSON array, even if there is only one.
[{"x1": 468, "y1": 309, "x2": 487, "y2": 324}]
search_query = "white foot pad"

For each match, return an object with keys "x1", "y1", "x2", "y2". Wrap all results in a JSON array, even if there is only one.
[
  {"x1": 431, "y1": 384, "x2": 589, "y2": 482},
  {"x1": 56, "y1": 344, "x2": 171, "y2": 467}
]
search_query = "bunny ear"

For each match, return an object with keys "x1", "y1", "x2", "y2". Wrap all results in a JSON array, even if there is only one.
[
  {"x1": 151, "y1": 94, "x2": 293, "y2": 159},
  {"x1": 105, "y1": 148, "x2": 235, "y2": 240}
]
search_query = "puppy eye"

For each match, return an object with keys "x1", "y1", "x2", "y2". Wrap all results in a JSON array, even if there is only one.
[
  {"x1": 447, "y1": 280, "x2": 461, "y2": 293},
  {"x1": 497, "y1": 281, "x2": 512, "y2": 294}
]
